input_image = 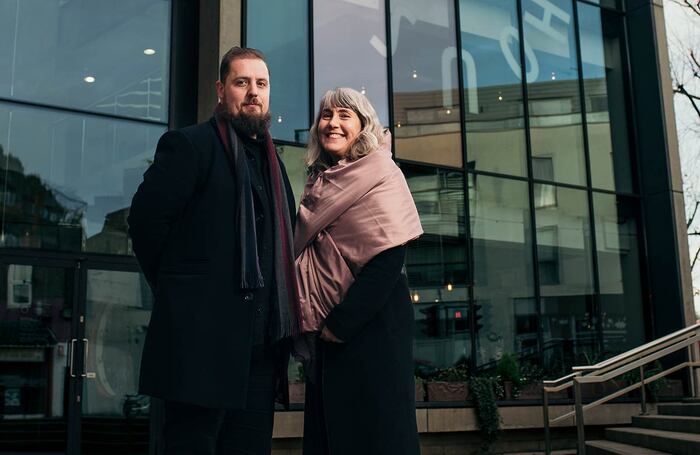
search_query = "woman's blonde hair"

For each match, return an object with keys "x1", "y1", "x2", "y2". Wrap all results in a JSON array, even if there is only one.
[{"x1": 306, "y1": 87, "x2": 384, "y2": 172}]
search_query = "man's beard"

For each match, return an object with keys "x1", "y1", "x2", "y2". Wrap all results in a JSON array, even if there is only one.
[{"x1": 217, "y1": 103, "x2": 272, "y2": 138}]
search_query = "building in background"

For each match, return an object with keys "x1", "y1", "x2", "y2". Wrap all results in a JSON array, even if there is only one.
[{"x1": 0, "y1": 0, "x2": 694, "y2": 453}]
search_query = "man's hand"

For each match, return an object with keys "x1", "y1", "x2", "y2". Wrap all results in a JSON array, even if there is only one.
[{"x1": 320, "y1": 326, "x2": 344, "y2": 343}]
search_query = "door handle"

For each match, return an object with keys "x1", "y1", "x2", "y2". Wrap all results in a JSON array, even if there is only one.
[
  {"x1": 69, "y1": 339, "x2": 77, "y2": 377},
  {"x1": 82, "y1": 338, "x2": 96, "y2": 379}
]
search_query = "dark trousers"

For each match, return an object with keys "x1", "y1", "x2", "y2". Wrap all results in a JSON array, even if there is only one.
[{"x1": 162, "y1": 349, "x2": 278, "y2": 455}]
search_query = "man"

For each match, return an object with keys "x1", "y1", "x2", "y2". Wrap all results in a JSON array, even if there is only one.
[{"x1": 128, "y1": 47, "x2": 300, "y2": 454}]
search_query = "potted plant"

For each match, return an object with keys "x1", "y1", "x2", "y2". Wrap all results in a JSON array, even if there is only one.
[
  {"x1": 517, "y1": 362, "x2": 545, "y2": 400},
  {"x1": 426, "y1": 360, "x2": 469, "y2": 402},
  {"x1": 496, "y1": 353, "x2": 521, "y2": 400},
  {"x1": 469, "y1": 376, "x2": 501, "y2": 452}
]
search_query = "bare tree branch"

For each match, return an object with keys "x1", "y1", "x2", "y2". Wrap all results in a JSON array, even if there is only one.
[
  {"x1": 675, "y1": 84, "x2": 700, "y2": 118},
  {"x1": 688, "y1": 201, "x2": 700, "y2": 228},
  {"x1": 692, "y1": 246, "x2": 700, "y2": 271},
  {"x1": 670, "y1": 0, "x2": 700, "y2": 17}
]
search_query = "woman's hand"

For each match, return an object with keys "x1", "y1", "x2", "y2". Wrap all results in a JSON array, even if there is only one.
[{"x1": 320, "y1": 326, "x2": 344, "y2": 343}]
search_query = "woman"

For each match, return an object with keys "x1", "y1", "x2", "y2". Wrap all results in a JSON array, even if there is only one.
[{"x1": 294, "y1": 87, "x2": 423, "y2": 455}]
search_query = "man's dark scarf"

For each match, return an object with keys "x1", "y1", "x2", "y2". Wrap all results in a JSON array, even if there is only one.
[{"x1": 214, "y1": 108, "x2": 300, "y2": 340}]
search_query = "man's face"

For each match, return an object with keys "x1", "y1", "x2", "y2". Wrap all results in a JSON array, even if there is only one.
[{"x1": 216, "y1": 58, "x2": 270, "y2": 120}]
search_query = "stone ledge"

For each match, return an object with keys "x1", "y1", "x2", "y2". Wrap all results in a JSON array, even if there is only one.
[{"x1": 272, "y1": 402, "x2": 657, "y2": 438}]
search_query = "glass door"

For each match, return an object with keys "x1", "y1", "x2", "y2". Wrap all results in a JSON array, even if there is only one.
[
  {"x1": 79, "y1": 266, "x2": 153, "y2": 455},
  {"x1": 0, "y1": 255, "x2": 80, "y2": 454}
]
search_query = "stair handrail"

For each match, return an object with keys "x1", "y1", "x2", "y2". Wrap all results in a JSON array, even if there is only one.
[{"x1": 542, "y1": 322, "x2": 700, "y2": 455}]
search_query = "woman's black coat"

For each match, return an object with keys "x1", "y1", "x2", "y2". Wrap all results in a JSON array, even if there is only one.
[
  {"x1": 303, "y1": 245, "x2": 420, "y2": 455},
  {"x1": 127, "y1": 118, "x2": 296, "y2": 409}
]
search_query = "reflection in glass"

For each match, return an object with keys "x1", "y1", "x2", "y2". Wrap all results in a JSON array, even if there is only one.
[
  {"x1": 81, "y1": 269, "x2": 152, "y2": 452},
  {"x1": 277, "y1": 143, "x2": 307, "y2": 208},
  {"x1": 460, "y1": 0, "x2": 527, "y2": 177},
  {"x1": 593, "y1": 193, "x2": 645, "y2": 354},
  {"x1": 247, "y1": 0, "x2": 309, "y2": 142},
  {"x1": 470, "y1": 175, "x2": 536, "y2": 366},
  {"x1": 390, "y1": 0, "x2": 462, "y2": 167},
  {"x1": 0, "y1": 0, "x2": 170, "y2": 122},
  {"x1": 313, "y1": 0, "x2": 389, "y2": 126},
  {"x1": 0, "y1": 102, "x2": 164, "y2": 254},
  {"x1": 523, "y1": 0, "x2": 587, "y2": 186},
  {"x1": 584, "y1": 0, "x2": 622, "y2": 10},
  {"x1": 535, "y1": 184, "x2": 596, "y2": 375},
  {"x1": 0, "y1": 264, "x2": 72, "y2": 449},
  {"x1": 578, "y1": 3, "x2": 633, "y2": 192},
  {"x1": 402, "y1": 164, "x2": 470, "y2": 372},
  {"x1": 82, "y1": 270, "x2": 151, "y2": 416}
]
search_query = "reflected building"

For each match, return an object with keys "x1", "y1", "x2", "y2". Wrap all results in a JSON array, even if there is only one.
[{"x1": 0, "y1": 0, "x2": 694, "y2": 453}]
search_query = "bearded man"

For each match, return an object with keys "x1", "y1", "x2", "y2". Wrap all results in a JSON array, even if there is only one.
[{"x1": 128, "y1": 46, "x2": 300, "y2": 454}]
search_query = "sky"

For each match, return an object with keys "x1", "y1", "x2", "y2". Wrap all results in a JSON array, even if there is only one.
[{"x1": 663, "y1": 0, "x2": 700, "y2": 318}]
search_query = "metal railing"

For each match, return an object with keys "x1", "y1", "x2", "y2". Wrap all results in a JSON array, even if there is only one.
[{"x1": 542, "y1": 322, "x2": 700, "y2": 454}]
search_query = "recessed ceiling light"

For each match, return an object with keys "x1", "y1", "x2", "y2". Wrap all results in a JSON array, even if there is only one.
[
  {"x1": 84, "y1": 76, "x2": 96, "y2": 83},
  {"x1": 143, "y1": 48, "x2": 156, "y2": 56}
]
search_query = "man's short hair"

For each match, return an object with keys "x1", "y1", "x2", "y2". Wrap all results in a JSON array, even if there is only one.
[{"x1": 219, "y1": 47, "x2": 268, "y2": 83}]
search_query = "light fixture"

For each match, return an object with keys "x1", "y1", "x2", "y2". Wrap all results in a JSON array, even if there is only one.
[
  {"x1": 498, "y1": 92, "x2": 503, "y2": 101},
  {"x1": 83, "y1": 76, "x2": 96, "y2": 83},
  {"x1": 412, "y1": 292, "x2": 420, "y2": 303},
  {"x1": 447, "y1": 283, "x2": 453, "y2": 292},
  {"x1": 143, "y1": 48, "x2": 156, "y2": 56},
  {"x1": 396, "y1": 122, "x2": 402, "y2": 128},
  {"x1": 412, "y1": 70, "x2": 418, "y2": 79},
  {"x1": 360, "y1": 86, "x2": 366, "y2": 95},
  {"x1": 551, "y1": 72, "x2": 556, "y2": 80},
  {"x1": 277, "y1": 115, "x2": 283, "y2": 123},
  {"x1": 445, "y1": 108, "x2": 451, "y2": 115}
]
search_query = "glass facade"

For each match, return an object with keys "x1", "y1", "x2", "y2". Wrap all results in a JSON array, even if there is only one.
[
  {"x1": 0, "y1": 1, "x2": 170, "y2": 451},
  {"x1": 0, "y1": 1, "x2": 659, "y2": 443},
  {"x1": 249, "y1": 0, "x2": 645, "y2": 389}
]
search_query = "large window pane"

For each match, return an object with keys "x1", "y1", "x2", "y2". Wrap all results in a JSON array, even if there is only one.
[
  {"x1": 0, "y1": 0, "x2": 170, "y2": 122},
  {"x1": 523, "y1": 0, "x2": 587, "y2": 186},
  {"x1": 313, "y1": 0, "x2": 389, "y2": 126},
  {"x1": 247, "y1": 0, "x2": 309, "y2": 143},
  {"x1": 470, "y1": 175, "x2": 536, "y2": 366},
  {"x1": 0, "y1": 102, "x2": 164, "y2": 254},
  {"x1": 535, "y1": 184, "x2": 596, "y2": 375},
  {"x1": 593, "y1": 193, "x2": 645, "y2": 355},
  {"x1": 402, "y1": 164, "x2": 470, "y2": 373},
  {"x1": 579, "y1": 3, "x2": 633, "y2": 192},
  {"x1": 460, "y1": 0, "x2": 528, "y2": 177},
  {"x1": 390, "y1": 0, "x2": 462, "y2": 167}
]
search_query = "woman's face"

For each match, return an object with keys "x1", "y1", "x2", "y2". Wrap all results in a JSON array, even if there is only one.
[{"x1": 318, "y1": 106, "x2": 362, "y2": 160}]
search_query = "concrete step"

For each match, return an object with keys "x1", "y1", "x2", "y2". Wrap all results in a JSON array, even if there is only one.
[
  {"x1": 658, "y1": 403, "x2": 700, "y2": 417},
  {"x1": 632, "y1": 415, "x2": 700, "y2": 434},
  {"x1": 605, "y1": 427, "x2": 700, "y2": 455},
  {"x1": 585, "y1": 439, "x2": 670, "y2": 455}
]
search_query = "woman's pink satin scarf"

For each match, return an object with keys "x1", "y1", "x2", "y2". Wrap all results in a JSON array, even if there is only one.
[{"x1": 294, "y1": 140, "x2": 423, "y2": 333}]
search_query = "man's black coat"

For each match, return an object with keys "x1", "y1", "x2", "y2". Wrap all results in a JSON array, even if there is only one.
[{"x1": 127, "y1": 118, "x2": 296, "y2": 409}]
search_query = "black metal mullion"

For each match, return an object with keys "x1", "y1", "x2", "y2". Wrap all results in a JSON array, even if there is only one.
[
  {"x1": 0, "y1": 96, "x2": 168, "y2": 127},
  {"x1": 516, "y1": 0, "x2": 546, "y2": 369},
  {"x1": 308, "y1": 0, "x2": 315, "y2": 130},
  {"x1": 572, "y1": 0, "x2": 604, "y2": 357},
  {"x1": 241, "y1": 0, "x2": 248, "y2": 47},
  {"x1": 452, "y1": 0, "x2": 478, "y2": 373},
  {"x1": 385, "y1": 0, "x2": 396, "y2": 157},
  {"x1": 620, "y1": 8, "x2": 655, "y2": 342}
]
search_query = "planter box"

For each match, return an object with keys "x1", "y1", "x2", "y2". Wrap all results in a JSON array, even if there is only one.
[
  {"x1": 518, "y1": 382, "x2": 543, "y2": 400},
  {"x1": 289, "y1": 383, "x2": 305, "y2": 404},
  {"x1": 415, "y1": 382, "x2": 425, "y2": 402},
  {"x1": 426, "y1": 381, "x2": 468, "y2": 402}
]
